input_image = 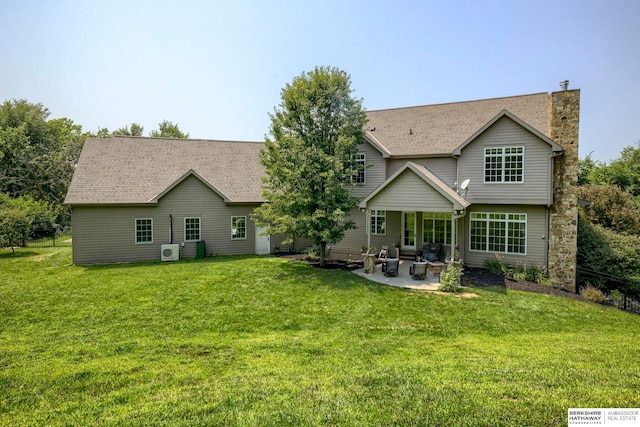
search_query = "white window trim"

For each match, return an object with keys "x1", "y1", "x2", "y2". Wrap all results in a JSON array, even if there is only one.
[
  {"x1": 352, "y1": 152, "x2": 366, "y2": 185},
  {"x1": 422, "y1": 212, "x2": 451, "y2": 245},
  {"x1": 469, "y1": 212, "x2": 527, "y2": 255},
  {"x1": 371, "y1": 210, "x2": 386, "y2": 235},
  {"x1": 135, "y1": 218, "x2": 153, "y2": 244},
  {"x1": 483, "y1": 146, "x2": 524, "y2": 184},
  {"x1": 184, "y1": 217, "x2": 201, "y2": 242},
  {"x1": 231, "y1": 216, "x2": 247, "y2": 240}
]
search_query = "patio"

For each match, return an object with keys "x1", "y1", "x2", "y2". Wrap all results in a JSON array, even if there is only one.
[{"x1": 352, "y1": 259, "x2": 441, "y2": 291}]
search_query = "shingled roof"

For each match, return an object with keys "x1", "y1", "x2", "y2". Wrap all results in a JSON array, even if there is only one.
[
  {"x1": 365, "y1": 92, "x2": 550, "y2": 156},
  {"x1": 64, "y1": 136, "x2": 265, "y2": 205}
]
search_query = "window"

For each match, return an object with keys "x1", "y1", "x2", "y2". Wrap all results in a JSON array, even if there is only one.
[
  {"x1": 352, "y1": 153, "x2": 366, "y2": 184},
  {"x1": 423, "y1": 212, "x2": 451, "y2": 244},
  {"x1": 231, "y1": 216, "x2": 246, "y2": 239},
  {"x1": 484, "y1": 146, "x2": 524, "y2": 183},
  {"x1": 135, "y1": 219, "x2": 153, "y2": 244},
  {"x1": 470, "y1": 212, "x2": 526, "y2": 254},
  {"x1": 184, "y1": 217, "x2": 201, "y2": 241},
  {"x1": 371, "y1": 210, "x2": 386, "y2": 235}
]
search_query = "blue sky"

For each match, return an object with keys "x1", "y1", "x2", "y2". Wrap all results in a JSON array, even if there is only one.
[{"x1": 2, "y1": 0, "x2": 639, "y2": 161}]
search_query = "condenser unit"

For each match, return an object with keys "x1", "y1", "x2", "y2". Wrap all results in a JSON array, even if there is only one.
[{"x1": 161, "y1": 244, "x2": 180, "y2": 262}]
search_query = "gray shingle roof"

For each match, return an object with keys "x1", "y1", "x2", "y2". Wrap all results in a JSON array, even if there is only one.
[
  {"x1": 65, "y1": 136, "x2": 265, "y2": 205},
  {"x1": 365, "y1": 92, "x2": 549, "y2": 156}
]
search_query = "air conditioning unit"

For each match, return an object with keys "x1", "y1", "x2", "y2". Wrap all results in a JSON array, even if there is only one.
[{"x1": 161, "y1": 244, "x2": 180, "y2": 262}]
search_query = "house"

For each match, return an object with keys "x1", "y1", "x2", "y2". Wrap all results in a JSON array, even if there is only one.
[
  {"x1": 65, "y1": 85, "x2": 579, "y2": 290},
  {"x1": 63, "y1": 138, "x2": 302, "y2": 265}
]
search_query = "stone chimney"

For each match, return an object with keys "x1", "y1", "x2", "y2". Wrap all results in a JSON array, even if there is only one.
[{"x1": 547, "y1": 83, "x2": 580, "y2": 292}]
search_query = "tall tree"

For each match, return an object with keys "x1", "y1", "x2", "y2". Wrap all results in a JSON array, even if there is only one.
[
  {"x1": 606, "y1": 142, "x2": 640, "y2": 199},
  {"x1": 578, "y1": 185, "x2": 640, "y2": 235},
  {"x1": 150, "y1": 120, "x2": 189, "y2": 138},
  {"x1": 252, "y1": 66, "x2": 367, "y2": 266},
  {"x1": 579, "y1": 142, "x2": 640, "y2": 201},
  {"x1": 112, "y1": 122, "x2": 144, "y2": 136},
  {"x1": 0, "y1": 99, "x2": 85, "y2": 208}
]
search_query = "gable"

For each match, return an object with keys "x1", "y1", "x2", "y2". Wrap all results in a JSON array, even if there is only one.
[
  {"x1": 365, "y1": 92, "x2": 550, "y2": 156},
  {"x1": 452, "y1": 110, "x2": 562, "y2": 155},
  {"x1": 65, "y1": 137, "x2": 265, "y2": 205},
  {"x1": 366, "y1": 170, "x2": 453, "y2": 212},
  {"x1": 360, "y1": 162, "x2": 470, "y2": 212},
  {"x1": 457, "y1": 115, "x2": 557, "y2": 205}
]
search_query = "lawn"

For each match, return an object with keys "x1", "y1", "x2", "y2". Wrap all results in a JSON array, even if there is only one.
[{"x1": 1, "y1": 247, "x2": 639, "y2": 426}]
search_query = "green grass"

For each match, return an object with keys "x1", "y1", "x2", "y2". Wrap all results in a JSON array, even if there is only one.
[{"x1": 1, "y1": 247, "x2": 639, "y2": 426}]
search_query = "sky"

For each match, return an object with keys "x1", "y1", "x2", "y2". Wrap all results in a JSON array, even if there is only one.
[{"x1": 1, "y1": 0, "x2": 639, "y2": 162}]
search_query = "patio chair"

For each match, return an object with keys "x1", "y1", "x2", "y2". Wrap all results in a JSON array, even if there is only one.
[
  {"x1": 410, "y1": 261, "x2": 427, "y2": 280},
  {"x1": 416, "y1": 242, "x2": 443, "y2": 262},
  {"x1": 376, "y1": 245, "x2": 389, "y2": 263},
  {"x1": 382, "y1": 258, "x2": 399, "y2": 277}
]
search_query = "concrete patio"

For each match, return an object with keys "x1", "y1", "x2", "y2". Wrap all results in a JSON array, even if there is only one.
[{"x1": 352, "y1": 259, "x2": 441, "y2": 291}]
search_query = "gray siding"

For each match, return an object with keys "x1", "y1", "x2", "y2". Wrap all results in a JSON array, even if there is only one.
[
  {"x1": 351, "y1": 141, "x2": 386, "y2": 200},
  {"x1": 329, "y1": 209, "x2": 402, "y2": 260},
  {"x1": 387, "y1": 157, "x2": 457, "y2": 185},
  {"x1": 271, "y1": 235, "x2": 315, "y2": 253},
  {"x1": 462, "y1": 204, "x2": 548, "y2": 269},
  {"x1": 71, "y1": 175, "x2": 261, "y2": 265},
  {"x1": 458, "y1": 116, "x2": 554, "y2": 205},
  {"x1": 367, "y1": 170, "x2": 454, "y2": 213}
]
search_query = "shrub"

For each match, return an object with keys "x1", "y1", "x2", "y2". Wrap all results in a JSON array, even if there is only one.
[
  {"x1": 302, "y1": 246, "x2": 319, "y2": 261},
  {"x1": 484, "y1": 254, "x2": 551, "y2": 286},
  {"x1": 527, "y1": 265, "x2": 552, "y2": 286},
  {"x1": 610, "y1": 289, "x2": 624, "y2": 308},
  {"x1": 582, "y1": 285, "x2": 606, "y2": 304},
  {"x1": 578, "y1": 217, "x2": 640, "y2": 278},
  {"x1": 485, "y1": 253, "x2": 505, "y2": 275},
  {"x1": 439, "y1": 265, "x2": 462, "y2": 293}
]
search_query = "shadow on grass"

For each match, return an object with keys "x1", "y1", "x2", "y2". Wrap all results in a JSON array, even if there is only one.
[
  {"x1": 0, "y1": 249, "x2": 40, "y2": 259},
  {"x1": 80, "y1": 253, "x2": 263, "y2": 271},
  {"x1": 77, "y1": 253, "x2": 392, "y2": 293}
]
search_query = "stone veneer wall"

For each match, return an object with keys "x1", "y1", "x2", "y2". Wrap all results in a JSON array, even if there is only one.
[{"x1": 547, "y1": 89, "x2": 580, "y2": 292}]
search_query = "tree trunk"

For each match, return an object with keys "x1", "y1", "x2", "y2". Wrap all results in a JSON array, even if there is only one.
[{"x1": 319, "y1": 241, "x2": 326, "y2": 267}]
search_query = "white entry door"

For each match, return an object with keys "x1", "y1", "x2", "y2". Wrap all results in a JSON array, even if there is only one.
[
  {"x1": 401, "y1": 212, "x2": 416, "y2": 252},
  {"x1": 255, "y1": 226, "x2": 271, "y2": 255}
]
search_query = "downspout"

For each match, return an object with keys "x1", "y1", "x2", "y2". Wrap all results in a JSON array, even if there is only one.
[
  {"x1": 366, "y1": 209, "x2": 371, "y2": 253},
  {"x1": 169, "y1": 214, "x2": 173, "y2": 244}
]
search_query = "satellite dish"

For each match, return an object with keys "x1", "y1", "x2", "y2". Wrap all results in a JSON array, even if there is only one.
[{"x1": 460, "y1": 179, "x2": 470, "y2": 190}]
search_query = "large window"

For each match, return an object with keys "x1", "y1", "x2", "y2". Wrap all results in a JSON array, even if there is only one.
[
  {"x1": 231, "y1": 216, "x2": 246, "y2": 240},
  {"x1": 135, "y1": 219, "x2": 153, "y2": 244},
  {"x1": 423, "y1": 212, "x2": 451, "y2": 244},
  {"x1": 184, "y1": 217, "x2": 201, "y2": 241},
  {"x1": 470, "y1": 212, "x2": 526, "y2": 254},
  {"x1": 371, "y1": 210, "x2": 386, "y2": 235},
  {"x1": 484, "y1": 146, "x2": 524, "y2": 183},
  {"x1": 352, "y1": 153, "x2": 366, "y2": 184}
]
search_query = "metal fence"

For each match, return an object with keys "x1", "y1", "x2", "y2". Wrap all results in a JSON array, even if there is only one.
[
  {"x1": 24, "y1": 228, "x2": 72, "y2": 248},
  {"x1": 577, "y1": 267, "x2": 640, "y2": 315}
]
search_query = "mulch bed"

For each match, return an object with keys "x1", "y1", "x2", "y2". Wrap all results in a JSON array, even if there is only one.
[{"x1": 463, "y1": 267, "x2": 586, "y2": 302}]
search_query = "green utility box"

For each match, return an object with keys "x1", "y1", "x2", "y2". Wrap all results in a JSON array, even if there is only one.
[{"x1": 196, "y1": 241, "x2": 206, "y2": 259}]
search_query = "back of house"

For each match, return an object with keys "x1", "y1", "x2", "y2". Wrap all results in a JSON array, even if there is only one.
[{"x1": 65, "y1": 84, "x2": 579, "y2": 290}]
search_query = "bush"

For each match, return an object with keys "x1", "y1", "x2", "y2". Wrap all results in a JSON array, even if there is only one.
[
  {"x1": 582, "y1": 285, "x2": 606, "y2": 304},
  {"x1": 484, "y1": 254, "x2": 551, "y2": 286},
  {"x1": 578, "y1": 216, "x2": 640, "y2": 278},
  {"x1": 439, "y1": 265, "x2": 462, "y2": 293},
  {"x1": 0, "y1": 207, "x2": 31, "y2": 252}
]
